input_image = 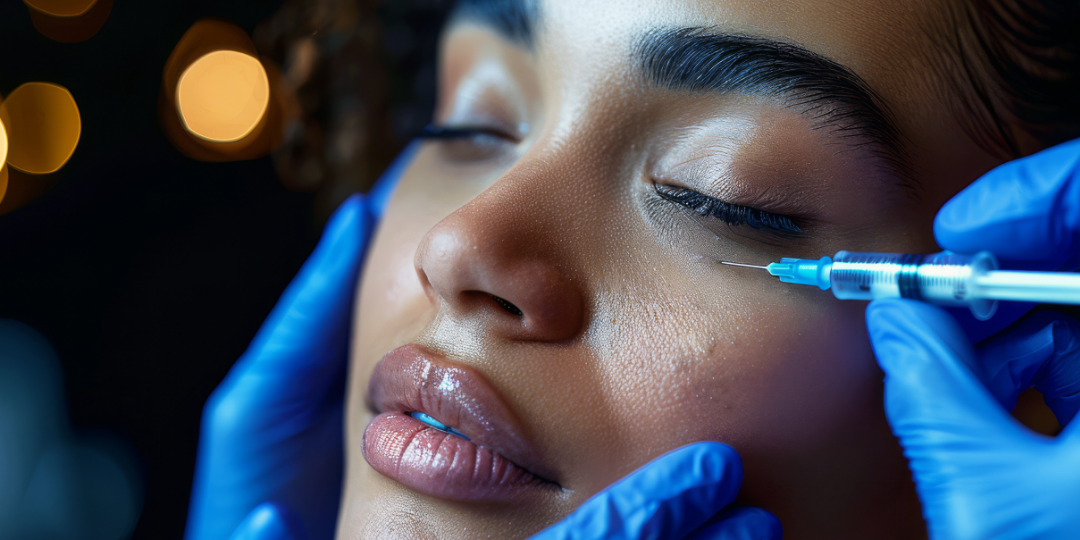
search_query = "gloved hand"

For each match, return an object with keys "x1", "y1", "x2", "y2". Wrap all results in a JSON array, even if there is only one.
[
  {"x1": 530, "y1": 443, "x2": 781, "y2": 540},
  {"x1": 183, "y1": 193, "x2": 369, "y2": 540},
  {"x1": 185, "y1": 144, "x2": 417, "y2": 540},
  {"x1": 867, "y1": 138, "x2": 1080, "y2": 540}
]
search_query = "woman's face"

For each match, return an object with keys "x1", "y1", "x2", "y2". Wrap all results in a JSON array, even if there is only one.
[{"x1": 340, "y1": 0, "x2": 1002, "y2": 538}]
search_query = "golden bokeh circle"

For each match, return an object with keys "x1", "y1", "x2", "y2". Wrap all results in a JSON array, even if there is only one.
[
  {"x1": 176, "y1": 50, "x2": 270, "y2": 143},
  {"x1": 0, "y1": 109, "x2": 8, "y2": 170},
  {"x1": 0, "y1": 82, "x2": 81, "y2": 175},
  {"x1": 23, "y1": 0, "x2": 99, "y2": 17}
]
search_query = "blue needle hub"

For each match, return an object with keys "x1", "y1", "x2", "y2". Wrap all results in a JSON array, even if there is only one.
[{"x1": 766, "y1": 256, "x2": 833, "y2": 290}]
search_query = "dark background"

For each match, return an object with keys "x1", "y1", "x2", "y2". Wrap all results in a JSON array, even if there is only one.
[{"x1": 0, "y1": 1, "x2": 452, "y2": 537}]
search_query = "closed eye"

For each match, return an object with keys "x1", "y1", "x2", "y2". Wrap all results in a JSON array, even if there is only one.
[
  {"x1": 420, "y1": 124, "x2": 517, "y2": 141},
  {"x1": 418, "y1": 124, "x2": 518, "y2": 162},
  {"x1": 653, "y1": 183, "x2": 807, "y2": 237}
]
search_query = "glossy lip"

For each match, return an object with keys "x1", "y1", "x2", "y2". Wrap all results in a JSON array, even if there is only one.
[{"x1": 363, "y1": 343, "x2": 561, "y2": 501}]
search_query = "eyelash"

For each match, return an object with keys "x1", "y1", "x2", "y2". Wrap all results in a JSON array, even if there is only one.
[{"x1": 653, "y1": 184, "x2": 805, "y2": 236}]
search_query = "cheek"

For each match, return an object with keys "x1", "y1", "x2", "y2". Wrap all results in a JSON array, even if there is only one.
[
  {"x1": 599, "y1": 290, "x2": 878, "y2": 473},
  {"x1": 355, "y1": 214, "x2": 432, "y2": 366},
  {"x1": 708, "y1": 302, "x2": 878, "y2": 450},
  {"x1": 362, "y1": 232, "x2": 425, "y2": 318},
  {"x1": 354, "y1": 229, "x2": 430, "y2": 368}
]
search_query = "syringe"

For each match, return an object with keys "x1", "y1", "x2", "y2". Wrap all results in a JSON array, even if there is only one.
[{"x1": 722, "y1": 251, "x2": 1080, "y2": 320}]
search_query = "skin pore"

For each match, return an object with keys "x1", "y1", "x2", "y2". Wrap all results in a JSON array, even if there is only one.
[{"x1": 341, "y1": 0, "x2": 1007, "y2": 538}]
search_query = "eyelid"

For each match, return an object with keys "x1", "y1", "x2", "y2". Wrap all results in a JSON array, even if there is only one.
[
  {"x1": 650, "y1": 158, "x2": 820, "y2": 218},
  {"x1": 651, "y1": 159, "x2": 815, "y2": 212},
  {"x1": 437, "y1": 59, "x2": 530, "y2": 141}
]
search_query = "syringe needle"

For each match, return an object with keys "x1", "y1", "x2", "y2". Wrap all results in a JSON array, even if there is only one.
[{"x1": 720, "y1": 261, "x2": 769, "y2": 270}]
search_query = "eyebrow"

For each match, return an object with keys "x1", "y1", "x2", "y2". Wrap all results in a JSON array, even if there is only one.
[
  {"x1": 637, "y1": 28, "x2": 913, "y2": 188},
  {"x1": 451, "y1": 0, "x2": 539, "y2": 48}
]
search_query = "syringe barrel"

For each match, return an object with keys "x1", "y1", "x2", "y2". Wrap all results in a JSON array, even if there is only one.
[{"x1": 830, "y1": 251, "x2": 999, "y2": 320}]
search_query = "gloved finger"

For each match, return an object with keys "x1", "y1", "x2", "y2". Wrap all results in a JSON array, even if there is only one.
[
  {"x1": 685, "y1": 507, "x2": 782, "y2": 540},
  {"x1": 227, "y1": 503, "x2": 305, "y2": 540},
  {"x1": 215, "y1": 193, "x2": 371, "y2": 408},
  {"x1": 935, "y1": 138, "x2": 1080, "y2": 270},
  {"x1": 866, "y1": 299, "x2": 1027, "y2": 447},
  {"x1": 974, "y1": 310, "x2": 1080, "y2": 425},
  {"x1": 529, "y1": 442, "x2": 744, "y2": 540}
]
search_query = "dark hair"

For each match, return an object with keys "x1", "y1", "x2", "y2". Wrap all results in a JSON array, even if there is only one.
[{"x1": 937, "y1": 0, "x2": 1080, "y2": 158}]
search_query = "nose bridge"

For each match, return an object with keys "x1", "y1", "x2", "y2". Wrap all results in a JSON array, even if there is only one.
[
  {"x1": 415, "y1": 150, "x2": 599, "y2": 343},
  {"x1": 472, "y1": 155, "x2": 585, "y2": 247}
]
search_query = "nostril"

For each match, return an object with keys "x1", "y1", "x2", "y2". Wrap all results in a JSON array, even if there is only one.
[{"x1": 492, "y1": 295, "x2": 524, "y2": 317}]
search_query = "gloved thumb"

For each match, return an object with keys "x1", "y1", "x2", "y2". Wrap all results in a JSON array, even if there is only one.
[
  {"x1": 530, "y1": 442, "x2": 746, "y2": 540},
  {"x1": 228, "y1": 503, "x2": 305, "y2": 540},
  {"x1": 934, "y1": 137, "x2": 1080, "y2": 270}
]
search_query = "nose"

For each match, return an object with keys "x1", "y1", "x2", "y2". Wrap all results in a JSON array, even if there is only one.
[{"x1": 415, "y1": 195, "x2": 586, "y2": 343}]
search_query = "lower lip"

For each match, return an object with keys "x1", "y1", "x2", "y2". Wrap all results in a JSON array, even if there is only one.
[{"x1": 363, "y1": 412, "x2": 546, "y2": 502}]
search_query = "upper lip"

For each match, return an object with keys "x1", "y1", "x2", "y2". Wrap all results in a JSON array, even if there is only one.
[{"x1": 368, "y1": 343, "x2": 560, "y2": 485}]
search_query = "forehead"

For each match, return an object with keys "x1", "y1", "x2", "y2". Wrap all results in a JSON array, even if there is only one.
[
  {"x1": 534, "y1": 0, "x2": 939, "y2": 70},
  {"x1": 454, "y1": 0, "x2": 946, "y2": 129}
]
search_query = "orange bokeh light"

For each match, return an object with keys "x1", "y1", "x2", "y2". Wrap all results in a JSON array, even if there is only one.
[
  {"x1": 0, "y1": 82, "x2": 81, "y2": 175},
  {"x1": 0, "y1": 106, "x2": 8, "y2": 170},
  {"x1": 24, "y1": 0, "x2": 98, "y2": 16},
  {"x1": 160, "y1": 18, "x2": 298, "y2": 162},
  {"x1": 23, "y1": 0, "x2": 112, "y2": 43},
  {"x1": 177, "y1": 50, "x2": 270, "y2": 143}
]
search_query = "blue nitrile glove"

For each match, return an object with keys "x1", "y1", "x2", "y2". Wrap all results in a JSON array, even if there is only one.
[
  {"x1": 867, "y1": 138, "x2": 1080, "y2": 540},
  {"x1": 183, "y1": 194, "x2": 368, "y2": 540},
  {"x1": 185, "y1": 144, "x2": 417, "y2": 540},
  {"x1": 226, "y1": 503, "x2": 304, "y2": 540},
  {"x1": 530, "y1": 443, "x2": 781, "y2": 540}
]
